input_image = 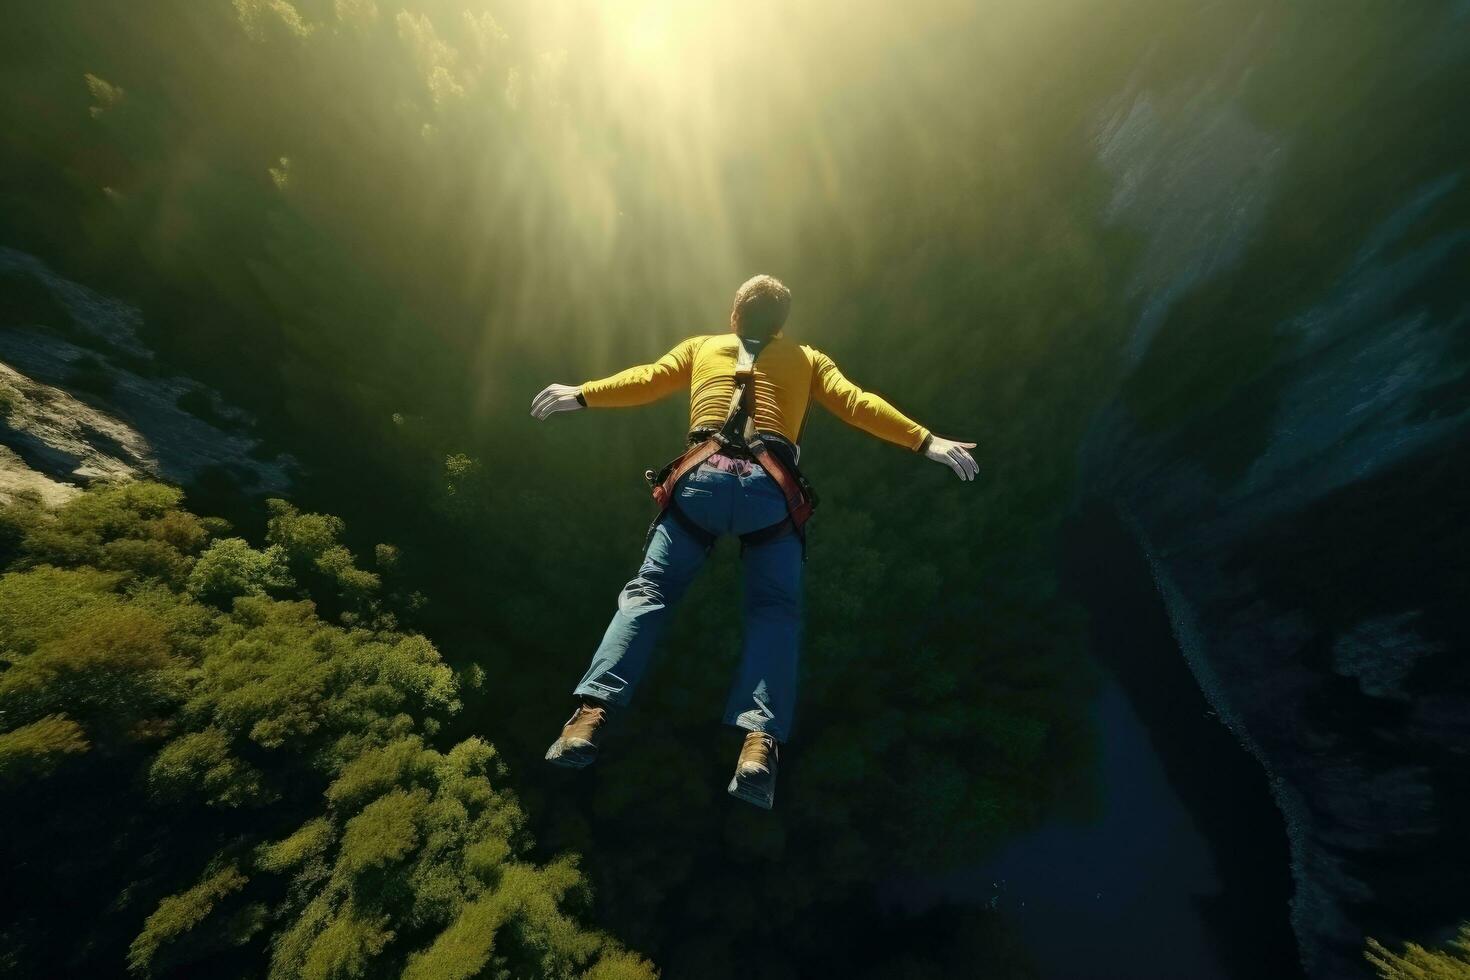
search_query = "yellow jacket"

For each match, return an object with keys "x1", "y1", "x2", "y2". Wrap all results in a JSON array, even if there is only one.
[{"x1": 579, "y1": 332, "x2": 930, "y2": 451}]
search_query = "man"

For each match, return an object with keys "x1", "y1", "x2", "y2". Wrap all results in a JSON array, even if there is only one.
[{"x1": 529, "y1": 275, "x2": 976, "y2": 809}]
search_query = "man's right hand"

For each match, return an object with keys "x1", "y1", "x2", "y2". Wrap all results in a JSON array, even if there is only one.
[
  {"x1": 924, "y1": 435, "x2": 979, "y2": 481},
  {"x1": 531, "y1": 383, "x2": 585, "y2": 420}
]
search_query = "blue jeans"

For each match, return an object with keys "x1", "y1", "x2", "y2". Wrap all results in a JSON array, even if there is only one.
[{"x1": 572, "y1": 458, "x2": 804, "y2": 742}]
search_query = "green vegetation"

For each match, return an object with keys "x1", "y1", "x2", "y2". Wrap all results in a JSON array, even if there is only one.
[
  {"x1": 1, "y1": 3, "x2": 1130, "y2": 974},
  {"x1": 8, "y1": 0, "x2": 1456, "y2": 975},
  {"x1": 1367, "y1": 922, "x2": 1470, "y2": 979},
  {"x1": 0, "y1": 481, "x2": 654, "y2": 979}
]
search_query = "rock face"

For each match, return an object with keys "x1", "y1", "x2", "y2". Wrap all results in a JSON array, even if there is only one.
[
  {"x1": 0, "y1": 248, "x2": 293, "y2": 503},
  {"x1": 0, "y1": 361, "x2": 144, "y2": 505},
  {"x1": 1082, "y1": 30, "x2": 1470, "y2": 980}
]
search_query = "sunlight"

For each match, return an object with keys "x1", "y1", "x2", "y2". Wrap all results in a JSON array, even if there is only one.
[
  {"x1": 393, "y1": 0, "x2": 1046, "y2": 372},
  {"x1": 621, "y1": 5, "x2": 677, "y2": 67}
]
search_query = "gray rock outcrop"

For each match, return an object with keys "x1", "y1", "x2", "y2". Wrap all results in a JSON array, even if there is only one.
[{"x1": 1, "y1": 247, "x2": 292, "y2": 503}]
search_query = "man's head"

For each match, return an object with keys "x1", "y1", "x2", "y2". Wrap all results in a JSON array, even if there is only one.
[{"x1": 730, "y1": 274, "x2": 791, "y2": 340}]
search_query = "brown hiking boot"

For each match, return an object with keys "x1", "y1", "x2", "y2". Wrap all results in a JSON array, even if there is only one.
[
  {"x1": 727, "y1": 730, "x2": 780, "y2": 810},
  {"x1": 545, "y1": 701, "x2": 611, "y2": 769}
]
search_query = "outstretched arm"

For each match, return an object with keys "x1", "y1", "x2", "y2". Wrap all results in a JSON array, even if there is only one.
[
  {"x1": 530, "y1": 336, "x2": 702, "y2": 420},
  {"x1": 809, "y1": 348, "x2": 978, "y2": 481}
]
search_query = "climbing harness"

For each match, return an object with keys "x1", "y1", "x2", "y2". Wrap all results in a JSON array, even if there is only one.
[{"x1": 642, "y1": 336, "x2": 818, "y2": 559}]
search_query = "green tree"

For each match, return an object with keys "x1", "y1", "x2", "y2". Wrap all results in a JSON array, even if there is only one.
[
  {"x1": 187, "y1": 537, "x2": 294, "y2": 607},
  {"x1": 0, "y1": 482, "x2": 653, "y2": 979},
  {"x1": 1366, "y1": 923, "x2": 1470, "y2": 980}
]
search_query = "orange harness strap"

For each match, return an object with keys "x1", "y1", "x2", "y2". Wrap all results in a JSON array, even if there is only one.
[{"x1": 650, "y1": 437, "x2": 721, "y2": 511}]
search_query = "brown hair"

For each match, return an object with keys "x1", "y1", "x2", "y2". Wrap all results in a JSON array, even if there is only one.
[{"x1": 731, "y1": 274, "x2": 792, "y2": 340}]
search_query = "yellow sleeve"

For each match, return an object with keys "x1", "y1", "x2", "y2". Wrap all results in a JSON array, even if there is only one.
[
  {"x1": 579, "y1": 336, "x2": 705, "y2": 408},
  {"x1": 807, "y1": 347, "x2": 931, "y2": 451}
]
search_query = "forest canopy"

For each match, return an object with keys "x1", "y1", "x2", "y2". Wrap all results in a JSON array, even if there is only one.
[
  {"x1": 0, "y1": 481, "x2": 655, "y2": 979},
  {"x1": 0, "y1": 0, "x2": 1157, "y2": 975}
]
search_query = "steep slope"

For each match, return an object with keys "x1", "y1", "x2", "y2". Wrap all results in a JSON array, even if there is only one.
[
  {"x1": 1, "y1": 248, "x2": 292, "y2": 502},
  {"x1": 1082, "y1": 27, "x2": 1470, "y2": 977}
]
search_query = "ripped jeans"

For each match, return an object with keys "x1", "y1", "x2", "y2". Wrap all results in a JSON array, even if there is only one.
[{"x1": 572, "y1": 455, "x2": 804, "y2": 743}]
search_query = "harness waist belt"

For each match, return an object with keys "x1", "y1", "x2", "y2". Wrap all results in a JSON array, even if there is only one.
[{"x1": 642, "y1": 337, "x2": 817, "y2": 559}]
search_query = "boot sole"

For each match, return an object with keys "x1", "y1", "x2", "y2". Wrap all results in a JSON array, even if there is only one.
[
  {"x1": 727, "y1": 773, "x2": 775, "y2": 810},
  {"x1": 545, "y1": 739, "x2": 598, "y2": 769}
]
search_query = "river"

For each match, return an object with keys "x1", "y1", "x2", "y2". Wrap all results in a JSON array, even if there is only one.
[{"x1": 885, "y1": 503, "x2": 1302, "y2": 979}]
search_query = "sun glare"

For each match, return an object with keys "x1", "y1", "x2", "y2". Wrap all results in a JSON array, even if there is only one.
[
  {"x1": 622, "y1": 6, "x2": 676, "y2": 65},
  {"x1": 451, "y1": 0, "x2": 992, "y2": 363}
]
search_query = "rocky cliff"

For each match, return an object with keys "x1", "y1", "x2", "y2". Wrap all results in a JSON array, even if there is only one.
[
  {"x1": 0, "y1": 248, "x2": 292, "y2": 505},
  {"x1": 1083, "y1": 36, "x2": 1470, "y2": 978}
]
